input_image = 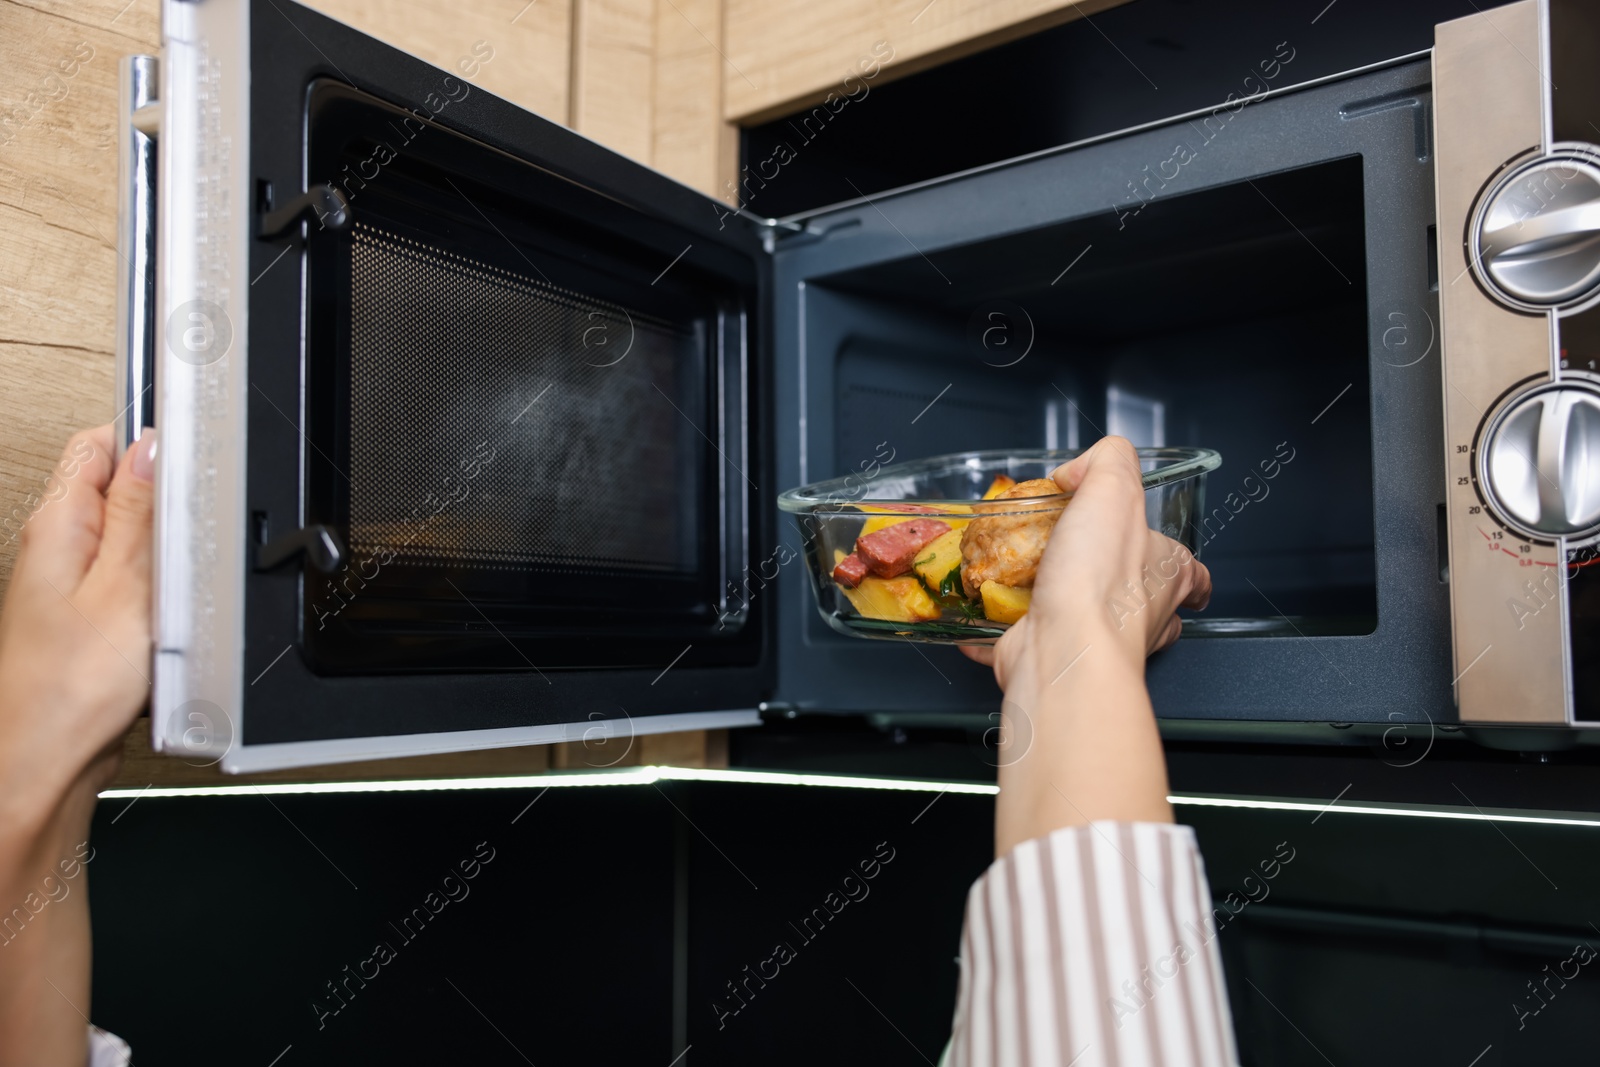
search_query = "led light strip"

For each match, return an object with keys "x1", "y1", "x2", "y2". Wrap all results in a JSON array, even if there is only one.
[
  {"x1": 96, "y1": 766, "x2": 1000, "y2": 801},
  {"x1": 1171, "y1": 793, "x2": 1600, "y2": 829},
  {"x1": 96, "y1": 772, "x2": 1600, "y2": 829}
]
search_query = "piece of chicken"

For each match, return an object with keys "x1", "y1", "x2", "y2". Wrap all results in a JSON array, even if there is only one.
[{"x1": 959, "y1": 478, "x2": 1066, "y2": 599}]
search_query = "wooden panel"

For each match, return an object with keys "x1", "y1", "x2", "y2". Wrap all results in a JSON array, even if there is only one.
[
  {"x1": 5, "y1": 0, "x2": 159, "y2": 50},
  {"x1": 547, "y1": 726, "x2": 726, "y2": 769},
  {"x1": 640, "y1": 727, "x2": 721, "y2": 767},
  {"x1": 0, "y1": 201, "x2": 119, "y2": 357},
  {"x1": 304, "y1": 0, "x2": 572, "y2": 123},
  {"x1": 0, "y1": 1, "x2": 156, "y2": 592},
  {"x1": 649, "y1": 0, "x2": 733, "y2": 199},
  {"x1": 723, "y1": 0, "x2": 1131, "y2": 125},
  {"x1": 569, "y1": 0, "x2": 656, "y2": 162}
]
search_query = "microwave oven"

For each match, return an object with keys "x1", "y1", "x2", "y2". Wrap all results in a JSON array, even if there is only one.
[{"x1": 114, "y1": 0, "x2": 1600, "y2": 772}]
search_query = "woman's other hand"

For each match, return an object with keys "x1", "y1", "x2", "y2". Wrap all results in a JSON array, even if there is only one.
[
  {"x1": 0, "y1": 426, "x2": 155, "y2": 1067},
  {"x1": 0, "y1": 426, "x2": 156, "y2": 820}
]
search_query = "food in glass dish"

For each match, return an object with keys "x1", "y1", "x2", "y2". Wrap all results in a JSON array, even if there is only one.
[
  {"x1": 826, "y1": 474, "x2": 1060, "y2": 626},
  {"x1": 777, "y1": 448, "x2": 1219, "y2": 644}
]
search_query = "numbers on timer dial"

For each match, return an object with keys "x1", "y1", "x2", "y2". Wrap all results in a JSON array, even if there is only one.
[{"x1": 1455, "y1": 432, "x2": 1562, "y2": 562}]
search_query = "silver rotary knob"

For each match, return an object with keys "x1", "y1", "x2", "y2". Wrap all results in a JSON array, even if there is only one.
[
  {"x1": 1480, "y1": 381, "x2": 1600, "y2": 540},
  {"x1": 1472, "y1": 152, "x2": 1600, "y2": 309}
]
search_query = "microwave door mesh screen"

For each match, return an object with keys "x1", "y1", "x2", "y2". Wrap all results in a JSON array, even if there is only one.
[{"x1": 346, "y1": 223, "x2": 698, "y2": 573}]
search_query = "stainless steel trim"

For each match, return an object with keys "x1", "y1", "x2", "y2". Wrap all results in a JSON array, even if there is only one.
[
  {"x1": 1558, "y1": 311, "x2": 1574, "y2": 723},
  {"x1": 115, "y1": 55, "x2": 159, "y2": 460},
  {"x1": 151, "y1": 0, "x2": 251, "y2": 764},
  {"x1": 219, "y1": 710, "x2": 763, "y2": 774},
  {"x1": 1540, "y1": 0, "x2": 1555, "y2": 154},
  {"x1": 1543, "y1": 10, "x2": 1575, "y2": 729},
  {"x1": 1435, "y1": 0, "x2": 1570, "y2": 726}
]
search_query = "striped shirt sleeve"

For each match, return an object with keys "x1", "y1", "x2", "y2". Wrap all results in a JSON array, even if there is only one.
[
  {"x1": 947, "y1": 821, "x2": 1238, "y2": 1067},
  {"x1": 88, "y1": 1025, "x2": 131, "y2": 1067}
]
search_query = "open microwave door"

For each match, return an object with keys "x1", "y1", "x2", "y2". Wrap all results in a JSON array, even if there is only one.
[{"x1": 144, "y1": 0, "x2": 773, "y2": 772}]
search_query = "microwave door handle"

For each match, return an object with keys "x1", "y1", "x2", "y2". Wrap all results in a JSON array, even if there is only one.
[{"x1": 115, "y1": 54, "x2": 160, "y2": 461}]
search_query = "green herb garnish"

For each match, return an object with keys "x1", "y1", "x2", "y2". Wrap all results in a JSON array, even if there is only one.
[{"x1": 938, "y1": 565, "x2": 964, "y2": 601}]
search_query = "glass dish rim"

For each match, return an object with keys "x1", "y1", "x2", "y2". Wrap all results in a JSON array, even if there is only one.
[{"x1": 776, "y1": 446, "x2": 1222, "y2": 512}]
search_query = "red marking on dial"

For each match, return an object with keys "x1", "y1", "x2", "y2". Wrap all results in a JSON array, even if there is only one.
[{"x1": 1476, "y1": 526, "x2": 1600, "y2": 569}]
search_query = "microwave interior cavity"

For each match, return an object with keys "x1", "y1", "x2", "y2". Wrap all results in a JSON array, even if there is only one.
[{"x1": 811, "y1": 155, "x2": 1377, "y2": 638}]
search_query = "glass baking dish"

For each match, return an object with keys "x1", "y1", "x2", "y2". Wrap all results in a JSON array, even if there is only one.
[{"x1": 777, "y1": 448, "x2": 1221, "y2": 644}]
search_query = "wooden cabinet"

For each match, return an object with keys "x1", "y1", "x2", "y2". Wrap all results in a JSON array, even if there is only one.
[
  {"x1": 0, "y1": 1, "x2": 155, "y2": 591},
  {"x1": 0, "y1": 0, "x2": 1111, "y2": 786},
  {"x1": 306, "y1": 0, "x2": 574, "y2": 125},
  {"x1": 722, "y1": 0, "x2": 1128, "y2": 124}
]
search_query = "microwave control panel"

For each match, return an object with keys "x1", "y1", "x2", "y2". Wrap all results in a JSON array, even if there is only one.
[{"x1": 1436, "y1": 0, "x2": 1600, "y2": 727}]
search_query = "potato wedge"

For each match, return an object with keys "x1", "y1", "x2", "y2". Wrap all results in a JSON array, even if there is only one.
[
  {"x1": 841, "y1": 575, "x2": 943, "y2": 623},
  {"x1": 912, "y1": 528, "x2": 966, "y2": 601},
  {"x1": 861, "y1": 514, "x2": 912, "y2": 538},
  {"x1": 979, "y1": 580, "x2": 1032, "y2": 624},
  {"x1": 861, "y1": 503, "x2": 972, "y2": 538},
  {"x1": 833, "y1": 548, "x2": 940, "y2": 622},
  {"x1": 981, "y1": 474, "x2": 1017, "y2": 500}
]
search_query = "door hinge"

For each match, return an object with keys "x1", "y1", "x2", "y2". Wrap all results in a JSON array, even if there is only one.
[
  {"x1": 259, "y1": 182, "x2": 351, "y2": 241},
  {"x1": 255, "y1": 524, "x2": 346, "y2": 574},
  {"x1": 741, "y1": 212, "x2": 805, "y2": 254}
]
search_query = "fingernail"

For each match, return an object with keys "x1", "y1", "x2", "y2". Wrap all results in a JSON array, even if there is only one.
[{"x1": 130, "y1": 430, "x2": 157, "y2": 483}]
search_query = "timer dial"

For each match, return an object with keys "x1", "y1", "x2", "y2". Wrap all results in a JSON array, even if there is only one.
[
  {"x1": 1472, "y1": 153, "x2": 1600, "y2": 309},
  {"x1": 1479, "y1": 381, "x2": 1600, "y2": 540}
]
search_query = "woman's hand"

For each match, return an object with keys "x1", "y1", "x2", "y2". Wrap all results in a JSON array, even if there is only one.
[
  {"x1": 0, "y1": 425, "x2": 156, "y2": 823},
  {"x1": 0, "y1": 425, "x2": 154, "y2": 1067},
  {"x1": 963, "y1": 435, "x2": 1212, "y2": 692},
  {"x1": 961, "y1": 436, "x2": 1212, "y2": 856}
]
